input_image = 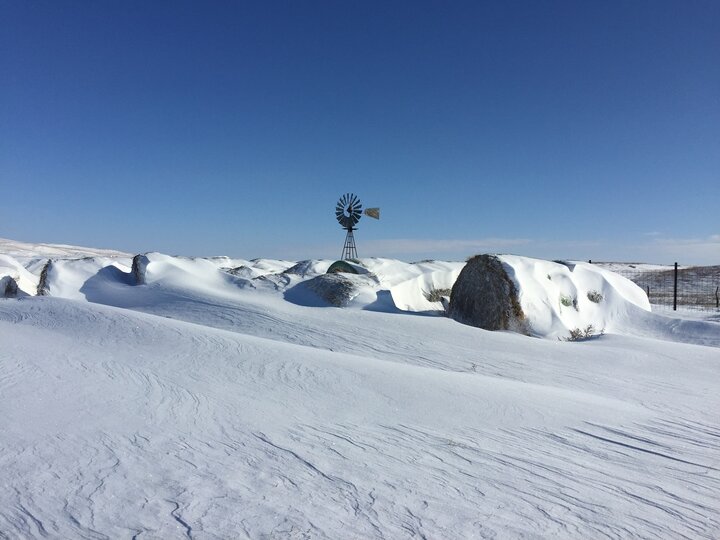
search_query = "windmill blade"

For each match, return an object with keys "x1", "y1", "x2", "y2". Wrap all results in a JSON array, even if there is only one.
[
  {"x1": 364, "y1": 208, "x2": 380, "y2": 219},
  {"x1": 349, "y1": 195, "x2": 362, "y2": 215}
]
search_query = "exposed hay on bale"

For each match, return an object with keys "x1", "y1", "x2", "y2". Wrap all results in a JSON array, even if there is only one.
[
  {"x1": 36, "y1": 260, "x2": 53, "y2": 296},
  {"x1": 326, "y1": 260, "x2": 360, "y2": 275},
  {"x1": 131, "y1": 254, "x2": 149, "y2": 285},
  {"x1": 283, "y1": 260, "x2": 317, "y2": 277},
  {"x1": 448, "y1": 254, "x2": 530, "y2": 334},
  {"x1": 304, "y1": 273, "x2": 359, "y2": 306}
]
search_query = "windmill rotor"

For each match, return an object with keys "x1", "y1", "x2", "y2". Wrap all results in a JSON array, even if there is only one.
[{"x1": 335, "y1": 192, "x2": 363, "y2": 230}]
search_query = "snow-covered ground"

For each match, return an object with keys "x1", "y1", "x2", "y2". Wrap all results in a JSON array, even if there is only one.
[{"x1": 1, "y1": 238, "x2": 719, "y2": 538}]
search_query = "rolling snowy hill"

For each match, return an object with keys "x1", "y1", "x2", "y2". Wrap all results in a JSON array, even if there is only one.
[{"x1": 1, "y1": 238, "x2": 719, "y2": 538}]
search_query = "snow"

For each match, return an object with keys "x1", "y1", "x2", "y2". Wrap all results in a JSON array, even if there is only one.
[
  {"x1": 501, "y1": 256, "x2": 651, "y2": 339},
  {"x1": 0, "y1": 237, "x2": 130, "y2": 262},
  {"x1": 1, "y1": 238, "x2": 719, "y2": 538},
  {"x1": 38, "y1": 257, "x2": 134, "y2": 300},
  {"x1": 0, "y1": 254, "x2": 39, "y2": 296}
]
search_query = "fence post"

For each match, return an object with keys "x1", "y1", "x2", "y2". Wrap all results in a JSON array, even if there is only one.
[
  {"x1": 673, "y1": 262, "x2": 678, "y2": 311},
  {"x1": 715, "y1": 286, "x2": 719, "y2": 309}
]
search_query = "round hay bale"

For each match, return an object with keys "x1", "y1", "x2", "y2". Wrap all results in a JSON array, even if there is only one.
[{"x1": 448, "y1": 254, "x2": 529, "y2": 333}]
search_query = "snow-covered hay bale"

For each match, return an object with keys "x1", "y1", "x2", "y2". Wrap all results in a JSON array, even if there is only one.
[
  {"x1": 36, "y1": 260, "x2": 53, "y2": 296},
  {"x1": 450, "y1": 254, "x2": 653, "y2": 338},
  {"x1": 132, "y1": 254, "x2": 149, "y2": 285},
  {"x1": 303, "y1": 273, "x2": 360, "y2": 307},
  {"x1": 286, "y1": 272, "x2": 379, "y2": 307},
  {"x1": 132, "y1": 253, "x2": 236, "y2": 292},
  {"x1": 448, "y1": 255, "x2": 529, "y2": 333},
  {"x1": 0, "y1": 275, "x2": 18, "y2": 298},
  {"x1": 284, "y1": 259, "x2": 332, "y2": 277}
]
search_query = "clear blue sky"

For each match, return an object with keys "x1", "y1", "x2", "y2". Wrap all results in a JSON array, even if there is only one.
[{"x1": 2, "y1": 1, "x2": 718, "y2": 263}]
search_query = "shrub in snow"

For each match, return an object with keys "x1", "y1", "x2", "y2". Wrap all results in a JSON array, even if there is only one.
[
  {"x1": 587, "y1": 290, "x2": 603, "y2": 303},
  {"x1": 448, "y1": 254, "x2": 529, "y2": 333},
  {"x1": 560, "y1": 294, "x2": 577, "y2": 311},
  {"x1": 563, "y1": 325, "x2": 603, "y2": 341},
  {"x1": 423, "y1": 287, "x2": 452, "y2": 303}
]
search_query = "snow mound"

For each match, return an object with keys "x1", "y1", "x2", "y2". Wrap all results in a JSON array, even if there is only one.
[
  {"x1": 363, "y1": 259, "x2": 463, "y2": 312},
  {"x1": 500, "y1": 255, "x2": 651, "y2": 339},
  {"x1": 0, "y1": 254, "x2": 39, "y2": 296},
  {"x1": 37, "y1": 257, "x2": 133, "y2": 299},
  {"x1": 0, "y1": 238, "x2": 717, "y2": 346},
  {"x1": 286, "y1": 272, "x2": 380, "y2": 307}
]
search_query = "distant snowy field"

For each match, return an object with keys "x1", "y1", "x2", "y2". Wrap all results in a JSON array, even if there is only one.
[{"x1": 1, "y1": 238, "x2": 719, "y2": 539}]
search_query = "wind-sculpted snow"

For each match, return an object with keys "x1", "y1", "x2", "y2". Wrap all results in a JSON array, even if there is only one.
[
  {"x1": 0, "y1": 237, "x2": 130, "y2": 262},
  {"x1": 2, "y1": 299, "x2": 720, "y2": 538},
  {"x1": 0, "y1": 254, "x2": 39, "y2": 297},
  {"x1": 501, "y1": 256, "x2": 651, "y2": 338},
  {"x1": 2, "y1": 240, "x2": 720, "y2": 537}
]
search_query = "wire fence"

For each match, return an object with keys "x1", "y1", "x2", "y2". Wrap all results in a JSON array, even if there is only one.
[{"x1": 593, "y1": 262, "x2": 720, "y2": 312}]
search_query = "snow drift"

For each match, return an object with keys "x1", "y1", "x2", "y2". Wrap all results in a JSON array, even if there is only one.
[
  {"x1": 0, "y1": 238, "x2": 714, "y2": 344},
  {"x1": 0, "y1": 253, "x2": 39, "y2": 297},
  {"x1": 501, "y1": 255, "x2": 650, "y2": 339},
  {"x1": 2, "y1": 238, "x2": 720, "y2": 538}
]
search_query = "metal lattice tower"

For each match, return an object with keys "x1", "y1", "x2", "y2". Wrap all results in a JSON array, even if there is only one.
[{"x1": 342, "y1": 229, "x2": 358, "y2": 260}]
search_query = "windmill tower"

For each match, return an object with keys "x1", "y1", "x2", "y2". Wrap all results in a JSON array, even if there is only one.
[{"x1": 335, "y1": 193, "x2": 380, "y2": 260}]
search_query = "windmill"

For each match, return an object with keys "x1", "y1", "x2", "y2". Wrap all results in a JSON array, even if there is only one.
[{"x1": 335, "y1": 193, "x2": 380, "y2": 260}]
